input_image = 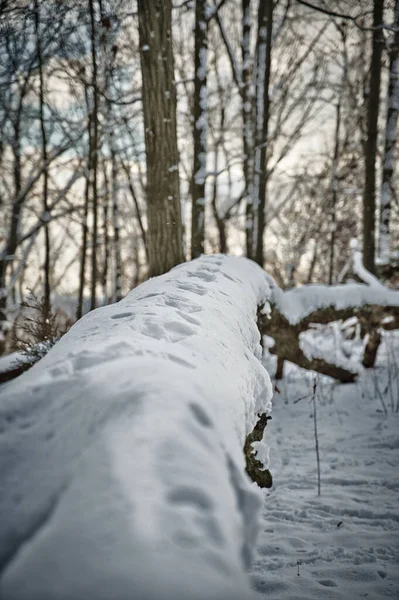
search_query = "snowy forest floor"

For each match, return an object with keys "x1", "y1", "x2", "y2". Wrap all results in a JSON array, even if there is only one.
[{"x1": 251, "y1": 338, "x2": 399, "y2": 600}]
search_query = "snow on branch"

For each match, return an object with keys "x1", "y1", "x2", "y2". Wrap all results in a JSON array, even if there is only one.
[
  {"x1": 0, "y1": 255, "x2": 272, "y2": 600},
  {"x1": 350, "y1": 239, "x2": 387, "y2": 291},
  {"x1": 269, "y1": 262, "x2": 399, "y2": 327},
  {"x1": 259, "y1": 248, "x2": 399, "y2": 381}
]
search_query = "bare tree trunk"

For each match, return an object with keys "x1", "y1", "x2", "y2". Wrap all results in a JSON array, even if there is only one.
[
  {"x1": 34, "y1": 0, "x2": 50, "y2": 318},
  {"x1": 89, "y1": 0, "x2": 99, "y2": 310},
  {"x1": 121, "y1": 159, "x2": 148, "y2": 263},
  {"x1": 77, "y1": 89, "x2": 92, "y2": 321},
  {"x1": 77, "y1": 173, "x2": 90, "y2": 320},
  {"x1": 191, "y1": 0, "x2": 209, "y2": 259},
  {"x1": 102, "y1": 157, "x2": 110, "y2": 305},
  {"x1": 253, "y1": 0, "x2": 273, "y2": 266},
  {"x1": 307, "y1": 240, "x2": 318, "y2": 283},
  {"x1": 363, "y1": 0, "x2": 384, "y2": 274},
  {"x1": 112, "y1": 147, "x2": 122, "y2": 302},
  {"x1": 242, "y1": 0, "x2": 255, "y2": 259},
  {"x1": 379, "y1": 0, "x2": 399, "y2": 264},
  {"x1": 0, "y1": 102, "x2": 23, "y2": 353},
  {"x1": 328, "y1": 99, "x2": 341, "y2": 285},
  {"x1": 211, "y1": 110, "x2": 228, "y2": 254},
  {"x1": 137, "y1": 0, "x2": 184, "y2": 276}
]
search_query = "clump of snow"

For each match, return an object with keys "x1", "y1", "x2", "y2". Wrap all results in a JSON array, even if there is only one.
[
  {"x1": 271, "y1": 281, "x2": 399, "y2": 326},
  {"x1": 300, "y1": 321, "x2": 365, "y2": 372},
  {"x1": 251, "y1": 441, "x2": 270, "y2": 471},
  {"x1": 0, "y1": 255, "x2": 272, "y2": 600}
]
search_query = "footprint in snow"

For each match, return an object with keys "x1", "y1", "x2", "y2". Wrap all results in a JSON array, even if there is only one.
[
  {"x1": 187, "y1": 270, "x2": 216, "y2": 283},
  {"x1": 175, "y1": 281, "x2": 208, "y2": 296},
  {"x1": 317, "y1": 579, "x2": 337, "y2": 587}
]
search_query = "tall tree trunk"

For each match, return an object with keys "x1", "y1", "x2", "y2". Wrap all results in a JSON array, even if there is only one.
[
  {"x1": 211, "y1": 109, "x2": 228, "y2": 254},
  {"x1": 89, "y1": 0, "x2": 99, "y2": 310},
  {"x1": 34, "y1": 0, "x2": 50, "y2": 318},
  {"x1": 77, "y1": 173, "x2": 90, "y2": 320},
  {"x1": 137, "y1": 0, "x2": 184, "y2": 276},
  {"x1": 102, "y1": 157, "x2": 110, "y2": 305},
  {"x1": 191, "y1": 0, "x2": 209, "y2": 259},
  {"x1": 253, "y1": 0, "x2": 273, "y2": 266},
  {"x1": 363, "y1": 0, "x2": 385, "y2": 274},
  {"x1": 112, "y1": 147, "x2": 122, "y2": 302},
  {"x1": 0, "y1": 106, "x2": 23, "y2": 353},
  {"x1": 77, "y1": 92, "x2": 92, "y2": 321},
  {"x1": 379, "y1": 0, "x2": 399, "y2": 264},
  {"x1": 328, "y1": 99, "x2": 341, "y2": 285},
  {"x1": 242, "y1": 0, "x2": 255, "y2": 259},
  {"x1": 121, "y1": 158, "x2": 148, "y2": 263}
]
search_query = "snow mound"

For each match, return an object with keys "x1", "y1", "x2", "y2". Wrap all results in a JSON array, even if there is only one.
[{"x1": 0, "y1": 255, "x2": 272, "y2": 600}]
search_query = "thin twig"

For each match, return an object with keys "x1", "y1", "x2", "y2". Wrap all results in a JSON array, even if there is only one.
[{"x1": 312, "y1": 377, "x2": 321, "y2": 496}]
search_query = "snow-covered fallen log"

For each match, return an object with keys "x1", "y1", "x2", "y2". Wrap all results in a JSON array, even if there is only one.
[
  {"x1": 0, "y1": 255, "x2": 273, "y2": 600},
  {"x1": 261, "y1": 271, "x2": 399, "y2": 381}
]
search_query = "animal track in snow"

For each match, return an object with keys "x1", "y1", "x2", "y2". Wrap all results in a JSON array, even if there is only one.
[
  {"x1": 187, "y1": 270, "x2": 216, "y2": 283},
  {"x1": 166, "y1": 354, "x2": 196, "y2": 369},
  {"x1": 174, "y1": 281, "x2": 208, "y2": 296},
  {"x1": 175, "y1": 310, "x2": 201, "y2": 326},
  {"x1": 221, "y1": 272, "x2": 239, "y2": 283},
  {"x1": 165, "y1": 320, "x2": 196, "y2": 341},
  {"x1": 168, "y1": 486, "x2": 213, "y2": 511},
  {"x1": 189, "y1": 402, "x2": 213, "y2": 428},
  {"x1": 140, "y1": 319, "x2": 196, "y2": 343},
  {"x1": 163, "y1": 295, "x2": 203, "y2": 313},
  {"x1": 317, "y1": 579, "x2": 337, "y2": 587}
]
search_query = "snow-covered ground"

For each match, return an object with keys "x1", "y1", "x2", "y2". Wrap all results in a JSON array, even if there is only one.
[{"x1": 251, "y1": 335, "x2": 399, "y2": 599}]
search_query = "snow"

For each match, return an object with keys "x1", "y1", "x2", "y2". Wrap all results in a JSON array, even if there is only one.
[
  {"x1": 299, "y1": 321, "x2": 365, "y2": 373},
  {"x1": 197, "y1": 46, "x2": 207, "y2": 81},
  {"x1": 251, "y1": 334, "x2": 399, "y2": 599},
  {"x1": 0, "y1": 351, "x2": 28, "y2": 375},
  {"x1": 351, "y1": 239, "x2": 387, "y2": 291},
  {"x1": 270, "y1": 240, "x2": 398, "y2": 328},
  {"x1": 1, "y1": 254, "x2": 398, "y2": 599},
  {"x1": 0, "y1": 255, "x2": 273, "y2": 600},
  {"x1": 270, "y1": 278, "x2": 399, "y2": 326}
]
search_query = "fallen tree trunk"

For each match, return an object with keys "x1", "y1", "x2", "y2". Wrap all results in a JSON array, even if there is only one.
[
  {"x1": 258, "y1": 277, "x2": 399, "y2": 382},
  {"x1": 258, "y1": 308, "x2": 358, "y2": 383},
  {"x1": 0, "y1": 255, "x2": 273, "y2": 600}
]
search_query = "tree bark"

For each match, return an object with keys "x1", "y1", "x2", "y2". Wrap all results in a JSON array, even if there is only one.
[
  {"x1": 0, "y1": 93, "x2": 23, "y2": 354},
  {"x1": 363, "y1": 0, "x2": 385, "y2": 274},
  {"x1": 211, "y1": 106, "x2": 228, "y2": 254},
  {"x1": 112, "y1": 146, "x2": 122, "y2": 302},
  {"x1": 102, "y1": 158, "x2": 110, "y2": 305},
  {"x1": 244, "y1": 413, "x2": 273, "y2": 488},
  {"x1": 34, "y1": 0, "x2": 51, "y2": 318},
  {"x1": 379, "y1": 0, "x2": 399, "y2": 264},
  {"x1": 329, "y1": 98, "x2": 342, "y2": 285},
  {"x1": 121, "y1": 158, "x2": 148, "y2": 263},
  {"x1": 242, "y1": 0, "x2": 255, "y2": 259},
  {"x1": 137, "y1": 0, "x2": 184, "y2": 276},
  {"x1": 252, "y1": 0, "x2": 273, "y2": 266},
  {"x1": 89, "y1": 0, "x2": 99, "y2": 310},
  {"x1": 191, "y1": 0, "x2": 209, "y2": 259},
  {"x1": 77, "y1": 90, "x2": 92, "y2": 321}
]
